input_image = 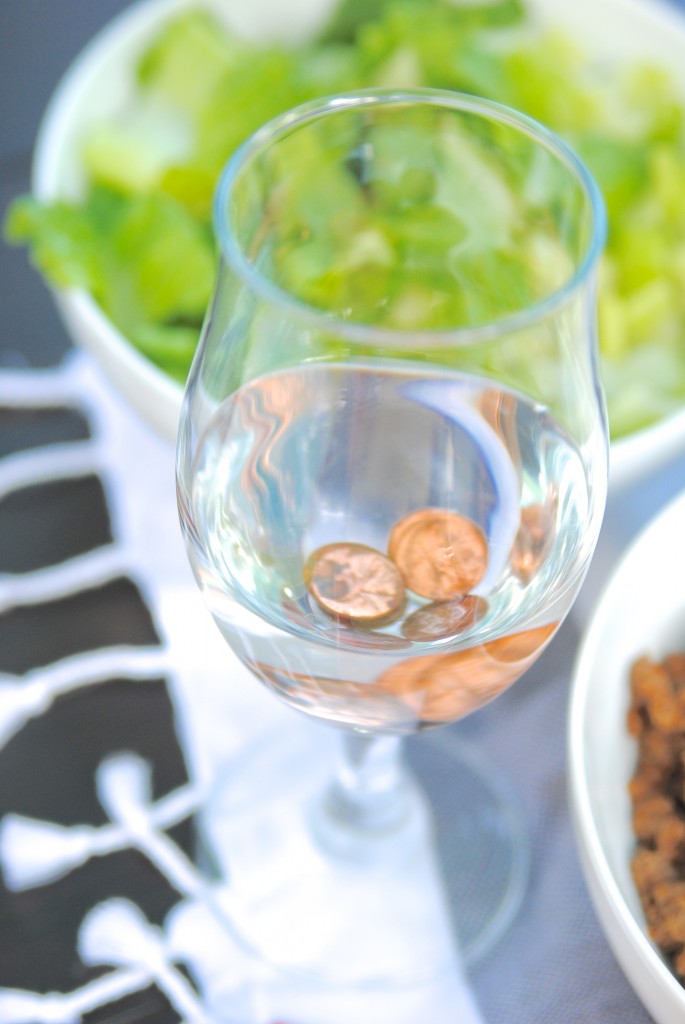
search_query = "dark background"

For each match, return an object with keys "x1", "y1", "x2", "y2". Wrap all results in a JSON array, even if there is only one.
[{"x1": 1, "y1": 2, "x2": 130, "y2": 370}]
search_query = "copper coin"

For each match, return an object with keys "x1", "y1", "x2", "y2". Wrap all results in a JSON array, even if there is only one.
[
  {"x1": 305, "y1": 542, "x2": 406, "y2": 626},
  {"x1": 401, "y1": 595, "x2": 488, "y2": 641},
  {"x1": 511, "y1": 501, "x2": 556, "y2": 584},
  {"x1": 388, "y1": 508, "x2": 488, "y2": 600},
  {"x1": 375, "y1": 622, "x2": 558, "y2": 723}
]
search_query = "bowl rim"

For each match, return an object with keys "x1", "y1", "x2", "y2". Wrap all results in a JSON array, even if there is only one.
[
  {"x1": 568, "y1": 486, "x2": 685, "y2": 1011},
  {"x1": 29, "y1": 0, "x2": 685, "y2": 467}
]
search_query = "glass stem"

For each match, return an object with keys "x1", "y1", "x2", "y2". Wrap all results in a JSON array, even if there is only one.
[{"x1": 317, "y1": 732, "x2": 416, "y2": 843}]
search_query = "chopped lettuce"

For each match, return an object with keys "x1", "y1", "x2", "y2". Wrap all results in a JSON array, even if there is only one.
[
  {"x1": 81, "y1": 96, "x2": 192, "y2": 195},
  {"x1": 6, "y1": 186, "x2": 215, "y2": 347},
  {"x1": 320, "y1": 0, "x2": 525, "y2": 45},
  {"x1": 136, "y1": 8, "x2": 241, "y2": 118},
  {"x1": 5, "y1": 0, "x2": 685, "y2": 439},
  {"x1": 5, "y1": 188, "x2": 121, "y2": 293}
]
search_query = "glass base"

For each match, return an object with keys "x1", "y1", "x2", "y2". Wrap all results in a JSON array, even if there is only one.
[
  {"x1": 404, "y1": 728, "x2": 530, "y2": 967},
  {"x1": 198, "y1": 716, "x2": 528, "y2": 989}
]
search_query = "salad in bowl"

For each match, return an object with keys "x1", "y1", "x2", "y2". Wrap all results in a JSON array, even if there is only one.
[{"x1": 6, "y1": 0, "x2": 685, "y2": 482}]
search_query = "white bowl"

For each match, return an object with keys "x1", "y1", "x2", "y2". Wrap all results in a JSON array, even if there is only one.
[
  {"x1": 569, "y1": 487, "x2": 685, "y2": 1024},
  {"x1": 32, "y1": 0, "x2": 685, "y2": 478}
]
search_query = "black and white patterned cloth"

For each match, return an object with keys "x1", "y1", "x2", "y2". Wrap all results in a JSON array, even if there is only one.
[{"x1": 0, "y1": 353, "x2": 229, "y2": 1024}]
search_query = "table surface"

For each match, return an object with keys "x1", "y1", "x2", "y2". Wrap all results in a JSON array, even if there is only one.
[{"x1": 2, "y1": 3, "x2": 685, "y2": 1023}]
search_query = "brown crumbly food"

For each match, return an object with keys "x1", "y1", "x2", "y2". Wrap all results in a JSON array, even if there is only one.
[
  {"x1": 630, "y1": 655, "x2": 685, "y2": 733},
  {"x1": 632, "y1": 793, "x2": 676, "y2": 843},
  {"x1": 646, "y1": 882, "x2": 685, "y2": 952},
  {"x1": 629, "y1": 652, "x2": 685, "y2": 981},
  {"x1": 631, "y1": 847, "x2": 676, "y2": 891}
]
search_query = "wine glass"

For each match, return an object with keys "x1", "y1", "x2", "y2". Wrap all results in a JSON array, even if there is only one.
[{"x1": 176, "y1": 89, "x2": 607, "y2": 987}]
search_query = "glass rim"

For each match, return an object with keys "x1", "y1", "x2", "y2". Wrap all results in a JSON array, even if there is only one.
[{"x1": 213, "y1": 88, "x2": 607, "y2": 346}]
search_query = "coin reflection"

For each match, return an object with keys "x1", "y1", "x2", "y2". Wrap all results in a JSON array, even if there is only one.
[
  {"x1": 375, "y1": 622, "x2": 558, "y2": 722},
  {"x1": 511, "y1": 496, "x2": 557, "y2": 584}
]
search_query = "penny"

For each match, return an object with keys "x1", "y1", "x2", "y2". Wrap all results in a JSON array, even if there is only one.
[
  {"x1": 304, "y1": 541, "x2": 406, "y2": 626},
  {"x1": 401, "y1": 595, "x2": 488, "y2": 641},
  {"x1": 511, "y1": 500, "x2": 556, "y2": 584},
  {"x1": 388, "y1": 508, "x2": 488, "y2": 600},
  {"x1": 375, "y1": 622, "x2": 557, "y2": 723}
]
